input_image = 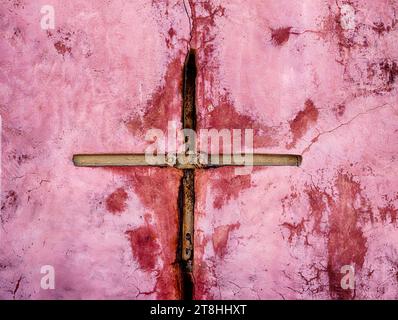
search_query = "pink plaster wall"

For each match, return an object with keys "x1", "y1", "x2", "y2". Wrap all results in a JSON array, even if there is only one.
[
  {"x1": 0, "y1": 0, "x2": 188, "y2": 299},
  {"x1": 193, "y1": 0, "x2": 398, "y2": 299},
  {"x1": 1, "y1": 0, "x2": 398, "y2": 300}
]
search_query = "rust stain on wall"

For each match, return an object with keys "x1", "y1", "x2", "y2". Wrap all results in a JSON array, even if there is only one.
[
  {"x1": 212, "y1": 223, "x2": 240, "y2": 258},
  {"x1": 105, "y1": 187, "x2": 128, "y2": 214},
  {"x1": 271, "y1": 27, "x2": 293, "y2": 46},
  {"x1": 125, "y1": 224, "x2": 160, "y2": 271},
  {"x1": 125, "y1": 57, "x2": 183, "y2": 137},
  {"x1": 107, "y1": 167, "x2": 183, "y2": 299},
  {"x1": 287, "y1": 99, "x2": 319, "y2": 149},
  {"x1": 327, "y1": 173, "x2": 368, "y2": 300}
]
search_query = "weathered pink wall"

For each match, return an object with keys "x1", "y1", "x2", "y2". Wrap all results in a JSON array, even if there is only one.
[
  {"x1": 193, "y1": 0, "x2": 398, "y2": 299},
  {"x1": 1, "y1": 0, "x2": 398, "y2": 300},
  {"x1": 0, "y1": 0, "x2": 188, "y2": 299}
]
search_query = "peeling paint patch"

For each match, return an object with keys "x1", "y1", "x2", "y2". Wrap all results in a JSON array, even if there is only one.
[{"x1": 340, "y1": 4, "x2": 356, "y2": 31}]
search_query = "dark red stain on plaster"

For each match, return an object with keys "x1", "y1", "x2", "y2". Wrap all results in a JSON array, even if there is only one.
[
  {"x1": 1, "y1": 190, "x2": 18, "y2": 211},
  {"x1": 187, "y1": 0, "x2": 226, "y2": 48},
  {"x1": 203, "y1": 95, "x2": 279, "y2": 149},
  {"x1": 192, "y1": 173, "x2": 216, "y2": 299},
  {"x1": 212, "y1": 223, "x2": 240, "y2": 258},
  {"x1": 379, "y1": 59, "x2": 398, "y2": 86},
  {"x1": 48, "y1": 28, "x2": 74, "y2": 56},
  {"x1": 372, "y1": 21, "x2": 397, "y2": 36},
  {"x1": 192, "y1": 233, "x2": 218, "y2": 300},
  {"x1": 183, "y1": 1, "x2": 280, "y2": 149},
  {"x1": 168, "y1": 27, "x2": 176, "y2": 39},
  {"x1": 188, "y1": 2, "x2": 277, "y2": 148},
  {"x1": 282, "y1": 172, "x2": 370, "y2": 299},
  {"x1": 106, "y1": 167, "x2": 182, "y2": 299},
  {"x1": 193, "y1": 168, "x2": 261, "y2": 299},
  {"x1": 333, "y1": 104, "x2": 346, "y2": 117},
  {"x1": 327, "y1": 173, "x2": 367, "y2": 300},
  {"x1": 378, "y1": 194, "x2": 398, "y2": 224},
  {"x1": 54, "y1": 41, "x2": 71, "y2": 56},
  {"x1": 306, "y1": 186, "x2": 330, "y2": 235},
  {"x1": 322, "y1": 7, "x2": 355, "y2": 50},
  {"x1": 12, "y1": 153, "x2": 31, "y2": 165},
  {"x1": 125, "y1": 224, "x2": 160, "y2": 271},
  {"x1": 281, "y1": 219, "x2": 307, "y2": 243},
  {"x1": 125, "y1": 56, "x2": 182, "y2": 137},
  {"x1": 287, "y1": 99, "x2": 319, "y2": 149},
  {"x1": 379, "y1": 204, "x2": 397, "y2": 224},
  {"x1": 305, "y1": 174, "x2": 368, "y2": 299},
  {"x1": 117, "y1": 48, "x2": 187, "y2": 298},
  {"x1": 365, "y1": 58, "x2": 398, "y2": 93},
  {"x1": 186, "y1": 1, "x2": 281, "y2": 297},
  {"x1": 195, "y1": 168, "x2": 258, "y2": 211},
  {"x1": 192, "y1": 221, "x2": 241, "y2": 299},
  {"x1": 211, "y1": 168, "x2": 252, "y2": 209},
  {"x1": 271, "y1": 27, "x2": 293, "y2": 46},
  {"x1": 106, "y1": 187, "x2": 128, "y2": 214},
  {"x1": 193, "y1": 249, "x2": 216, "y2": 300},
  {"x1": 166, "y1": 27, "x2": 177, "y2": 48}
]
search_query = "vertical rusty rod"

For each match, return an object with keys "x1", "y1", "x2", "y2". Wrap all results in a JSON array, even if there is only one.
[
  {"x1": 180, "y1": 48, "x2": 197, "y2": 299},
  {"x1": 181, "y1": 170, "x2": 194, "y2": 270}
]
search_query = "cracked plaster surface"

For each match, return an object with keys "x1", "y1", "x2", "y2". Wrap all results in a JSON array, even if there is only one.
[{"x1": 1, "y1": 0, "x2": 398, "y2": 300}]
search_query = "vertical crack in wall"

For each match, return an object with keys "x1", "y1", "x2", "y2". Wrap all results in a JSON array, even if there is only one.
[
  {"x1": 178, "y1": 49, "x2": 197, "y2": 300},
  {"x1": 183, "y1": 0, "x2": 194, "y2": 49},
  {"x1": 182, "y1": 49, "x2": 197, "y2": 130}
]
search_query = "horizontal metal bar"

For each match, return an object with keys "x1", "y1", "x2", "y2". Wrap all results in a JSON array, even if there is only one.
[
  {"x1": 210, "y1": 154, "x2": 302, "y2": 167},
  {"x1": 73, "y1": 153, "x2": 302, "y2": 168},
  {"x1": 73, "y1": 154, "x2": 151, "y2": 167}
]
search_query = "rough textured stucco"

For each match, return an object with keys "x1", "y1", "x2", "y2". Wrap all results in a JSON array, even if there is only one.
[
  {"x1": 1, "y1": 0, "x2": 398, "y2": 300},
  {"x1": 0, "y1": 0, "x2": 188, "y2": 299},
  {"x1": 193, "y1": 0, "x2": 398, "y2": 300}
]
